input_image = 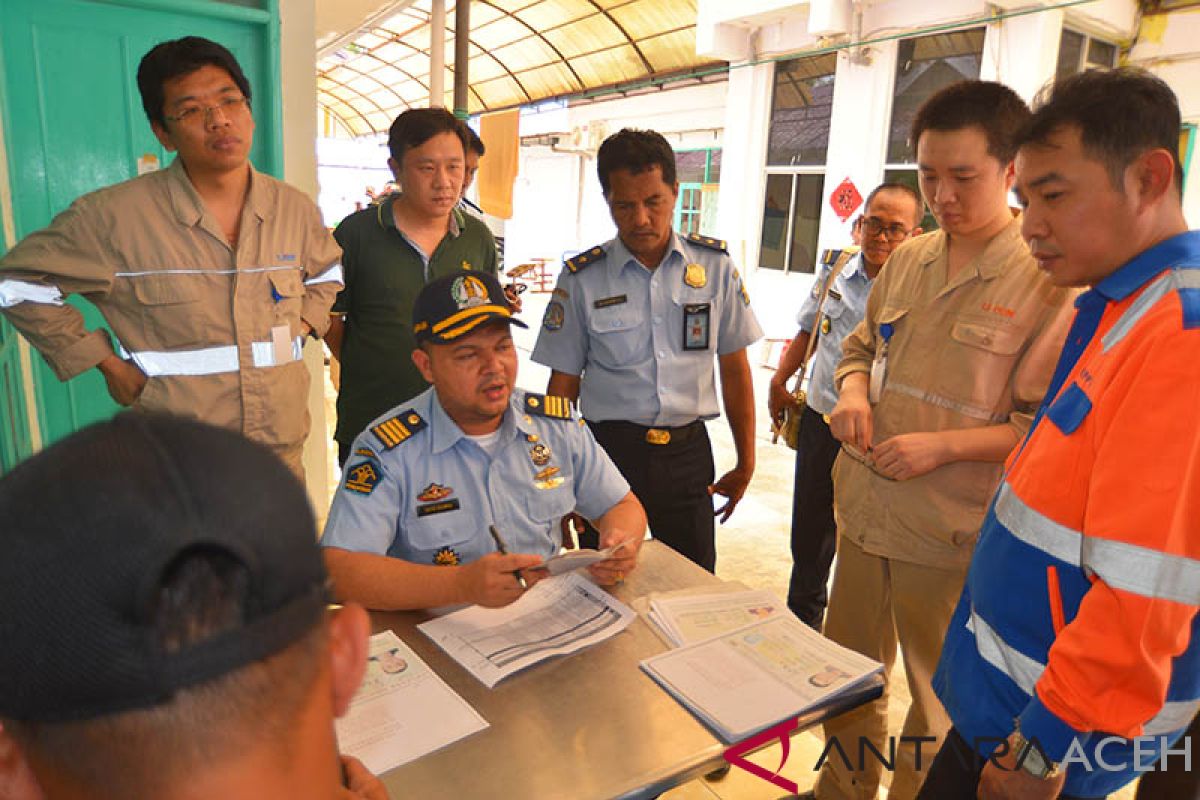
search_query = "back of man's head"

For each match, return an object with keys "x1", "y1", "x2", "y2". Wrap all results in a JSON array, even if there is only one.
[
  {"x1": 0, "y1": 414, "x2": 333, "y2": 799},
  {"x1": 911, "y1": 80, "x2": 1030, "y2": 164},
  {"x1": 137, "y1": 37, "x2": 252, "y2": 128},
  {"x1": 1023, "y1": 67, "x2": 1183, "y2": 196},
  {"x1": 466, "y1": 127, "x2": 486, "y2": 158}
]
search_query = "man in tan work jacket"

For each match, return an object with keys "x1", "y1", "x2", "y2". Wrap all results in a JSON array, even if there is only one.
[
  {"x1": 805, "y1": 81, "x2": 1074, "y2": 800},
  {"x1": 0, "y1": 37, "x2": 342, "y2": 476}
]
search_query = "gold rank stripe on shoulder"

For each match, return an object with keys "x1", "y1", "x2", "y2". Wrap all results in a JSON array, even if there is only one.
[
  {"x1": 686, "y1": 232, "x2": 728, "y2": 253},
  {"x1": 524, "y1": 393, "x2": 573, "y2": 420},
  {"x1": 821, "y1": 249, "x2": 845, "y2": 266},
  {"x1": 370, "y1": 410, "x2": 427, "y2": 450},
  {"x1": 565, "y1": 245, "x2": 605, "y2": 273}
]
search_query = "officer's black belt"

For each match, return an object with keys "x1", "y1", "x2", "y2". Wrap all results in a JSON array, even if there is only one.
[{"x1": 587, "y1": 419, "x2": 704, "y2": 446}]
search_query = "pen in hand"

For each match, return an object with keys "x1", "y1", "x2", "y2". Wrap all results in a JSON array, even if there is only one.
[{"x1": 489, "y1": 524, "x2": 528, "y2": 590}]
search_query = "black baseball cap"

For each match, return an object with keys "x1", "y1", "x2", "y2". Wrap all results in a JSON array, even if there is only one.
[
  {"x1": 412, "y1": 269, "x2": 527, "y2": 345},
  {"x1": 0, "y1": 413, "x2": 329, "y2": 723}
]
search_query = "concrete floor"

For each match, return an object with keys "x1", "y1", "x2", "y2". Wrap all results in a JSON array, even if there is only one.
[{"x1": 321, "y1": 285, "x2": 1137, "y2": 800}]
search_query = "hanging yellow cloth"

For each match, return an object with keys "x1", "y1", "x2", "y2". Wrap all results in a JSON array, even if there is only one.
[{"x1": 478, "y1": 109, "x2": 520, "y2": 219}]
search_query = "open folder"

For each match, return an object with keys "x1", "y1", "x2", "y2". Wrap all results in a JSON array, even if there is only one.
[{"x1": 641, "y1": 614, "x2": 884, "y2": 743}]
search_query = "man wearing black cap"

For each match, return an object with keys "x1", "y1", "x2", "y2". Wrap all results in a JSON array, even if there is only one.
[
  {"x1": 0, "y1": 414, "x2": 386, "y2": 800},
  {"x1": 322, "y1": 270, "x2": 646, "y2": 611}
]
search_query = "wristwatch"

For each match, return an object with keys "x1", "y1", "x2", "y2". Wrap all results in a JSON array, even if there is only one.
[{"x1": 1010, "y1": 727, "x2": 1060, "y2": 779}]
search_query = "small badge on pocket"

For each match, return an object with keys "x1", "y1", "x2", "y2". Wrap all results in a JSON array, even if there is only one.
[{"x1": 683, "y1": 303, "x2": 711, "y2": 351}]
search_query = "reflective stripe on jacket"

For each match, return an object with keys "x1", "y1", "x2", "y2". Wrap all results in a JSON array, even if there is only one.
[
  {"x1": 0, "y1": 158, "x2": 343, "y2": 456},
  {"x1": 934, "y1": 231, "x2": 1200, "y2": 798}
]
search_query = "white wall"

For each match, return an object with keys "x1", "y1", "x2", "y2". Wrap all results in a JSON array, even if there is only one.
[
  {"x1": 1128, "y1": 8, "x2": 1200, "y2": 226},
  {"x1": 280, "y1": 0, "x2": 334, "y2": 515},
  {"x1": 504, "y1": 80, "x2": 730, "y2": 278}
]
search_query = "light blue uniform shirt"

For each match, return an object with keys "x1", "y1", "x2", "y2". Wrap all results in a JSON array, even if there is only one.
[
  {"x1": 795, "y1": 253, "x2": 874, "y2": 416},
  {"x1": 321, "y1": 387, "x2": 630, "y2": 567},
  {"x1": 531, "y1": 233, "x2": 763, "y2": 427}
]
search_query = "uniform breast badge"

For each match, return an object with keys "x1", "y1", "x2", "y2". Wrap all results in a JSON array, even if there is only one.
[
  {"x1": 433, "y1": 547, "x2": 461, "y2": 566},
  {"x1": 684, "y1": 262, "x2": 707, "y2": 288},
  {"x1": 534, "y1": 465, "x2": 564, "y2": 489},
  {"x1": 530, "y1": 442, "x2": 552, "y2": 466},
  {"x1": 417, "y1": 483, "x2": 453, "y2": 502},
  {"x1": 820, "y1": 315, "x2": 832, "y2": 335}
]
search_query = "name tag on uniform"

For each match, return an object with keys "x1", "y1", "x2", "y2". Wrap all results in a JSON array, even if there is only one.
[
  {"x1": 271, "y1": 324, "x2": 293, "y2": 365},
  {"x1": 593, "y1": 294, "x2": 627, "y2": 309},
  {"x1": 417, "y1": 499, "x2": 461, "y2": 517},
  {"x1": 683, "y1": 303, "x2": 711, "y2": 351}
]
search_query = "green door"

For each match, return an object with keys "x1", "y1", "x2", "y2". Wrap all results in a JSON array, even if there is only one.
[{"x1": 0, "y1": 0, "x2": 281, "y2": 467}]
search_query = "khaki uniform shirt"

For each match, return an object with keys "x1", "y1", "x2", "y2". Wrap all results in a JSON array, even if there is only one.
[
  {"x1": 0, "y1": 159, "x2": 342, "y2": 468},
  {"x1": 832, "y1": 217, "x2": 1073, "y2": 569}
]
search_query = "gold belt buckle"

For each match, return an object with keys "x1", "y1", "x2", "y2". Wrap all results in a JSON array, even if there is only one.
[{"x1": 645, "y1": 428, "x2": 671, "y2": 445}]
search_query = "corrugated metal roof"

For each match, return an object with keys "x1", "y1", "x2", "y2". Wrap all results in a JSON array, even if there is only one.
[{"x1": 317, "y1": 0, "x2": 722, "y2": 136}]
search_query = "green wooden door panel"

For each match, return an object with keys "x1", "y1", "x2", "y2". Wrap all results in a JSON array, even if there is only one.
[{"x1": 1, "y1": 0, "x2": 278, "y2": 453}]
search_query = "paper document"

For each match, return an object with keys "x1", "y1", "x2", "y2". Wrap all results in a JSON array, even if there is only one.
[
  {"x1": 641, "y1": 615, "x2": 883, "y2": 742},
  {"x1": 335, "y1": 631, "x2": 488, "y2": 774},
  {"x1": 534, "y1": 540, "x2": 626, "y2": 576},
  {"x1": 646, "y1": 588, "x2": 785, "y2": 646},
  {"x1": 419, "y1": 572, "x2": 635, "y2": 688}
]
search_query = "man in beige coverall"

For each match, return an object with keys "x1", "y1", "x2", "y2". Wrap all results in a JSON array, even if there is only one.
[
  {"x1": 804, "y1": 81, "x2": 1074, "y2": 800},
  {"x1": 0, "y1": 37, "x2": 341, "y2": 475}
]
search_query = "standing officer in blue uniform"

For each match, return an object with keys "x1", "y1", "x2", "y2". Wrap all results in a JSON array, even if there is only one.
[
  {"x1": 322, "y1": 270, "x2": 645, "y2": 611},
  {"x1": 531, "y1": 128, "x2": 763, "y2": 572}
]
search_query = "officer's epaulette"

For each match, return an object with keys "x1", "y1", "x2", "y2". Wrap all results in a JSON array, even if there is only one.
[
  {"x1": 686, "y1": 232, "x2": 728, "y2": 253},
  {"x1": 820, "y1": 245, "x2": 861, "y2": 266},
  {"x1": 524, "y1": 393, "x2": 573, "y2": 421},
  {"x1": 370, "y1": 409, "x2": 427, "y2": 450},
  {"x1": 565, "y1": 246, "x2": 606, "y2": 274}
]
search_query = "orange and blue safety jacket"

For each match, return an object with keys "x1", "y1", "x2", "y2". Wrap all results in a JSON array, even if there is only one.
[{"x1": 933, "y1": 230, "x2": 1200, "y2": 797}]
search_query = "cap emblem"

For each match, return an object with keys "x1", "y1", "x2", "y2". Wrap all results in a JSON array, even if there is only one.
[{"x1": 451, "y1": 275, "x2": 490, "y2": 310}]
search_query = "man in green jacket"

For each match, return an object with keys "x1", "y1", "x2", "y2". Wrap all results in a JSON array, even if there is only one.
[{"x1": 327, "y1": 108, "x2": 499, "y2": 465}]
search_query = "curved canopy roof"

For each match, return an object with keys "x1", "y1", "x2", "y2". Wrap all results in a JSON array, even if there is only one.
[{"x1": 317, "y1": 0, "x2": 722, "y2": 136}]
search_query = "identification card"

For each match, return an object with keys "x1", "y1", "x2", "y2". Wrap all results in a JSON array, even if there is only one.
[
  {"x1": 683, "y1": 303, "x2": 711, "y2": 351},
  {"x1": 271, "y1": 324, "x2": 294, "y2": 366},
  {"x1": 869, "y1": 344, "x2": 888, "y2": 404}
]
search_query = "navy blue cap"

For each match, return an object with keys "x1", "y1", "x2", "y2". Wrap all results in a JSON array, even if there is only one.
[{"x1": 412, "y1": 269, "x2": 527, "y2": 344}]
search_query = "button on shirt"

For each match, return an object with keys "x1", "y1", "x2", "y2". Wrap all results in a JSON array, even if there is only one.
[
  {"x1": 795, "y1": 253, "x2": 873, "y2": 416},
  {"x1": 321, "y1": 388, "x2": 630, "y2": 566},
  {"x1": 531, "y1": 233, "x2": 763, "y2": 426}
]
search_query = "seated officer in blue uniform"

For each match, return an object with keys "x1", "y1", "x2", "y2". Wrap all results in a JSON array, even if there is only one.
[{"x1": 321, "y1": 270, "x2": 646, "y2": 610}]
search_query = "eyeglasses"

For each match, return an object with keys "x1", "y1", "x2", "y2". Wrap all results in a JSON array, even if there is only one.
[
  {"x1": 861, "y1": 217, "x2": 912, "y2": 242},
  {"x1": 164, "y1": 96, "x2": 250, "y2": 126}
]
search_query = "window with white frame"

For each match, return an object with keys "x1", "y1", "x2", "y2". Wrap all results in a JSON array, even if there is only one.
[
  {"x1": 759, "y1": 52, "x2": 836, "y2": 274},
  {"x1": 883, "y1": 28, "x2": 987, "y2": 232},
  {"x1": 1055, "y1": 28, "x2": 1119, "y2": 83}
]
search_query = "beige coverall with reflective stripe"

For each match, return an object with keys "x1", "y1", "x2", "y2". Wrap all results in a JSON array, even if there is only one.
[
  {"x1": 815, "y1": 218, "x2": 1075, "y2": 800},
  {"x1": 0, "y1": 159, "x2": 343, "y2": 475}
]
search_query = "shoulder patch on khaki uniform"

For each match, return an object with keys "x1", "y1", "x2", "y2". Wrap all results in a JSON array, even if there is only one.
[
  {"x1": 370, "y1": 410, "x2": 427, "y2": 450},
  {"x1": 524, "y1": 393, "x2": 573, "y2": 420},
  {"x1": 686, "y1": 232, "x2": 728, "y2": 253},
  {"x1": 565, "y1": 245, "x2": 606, "y2": 274}
]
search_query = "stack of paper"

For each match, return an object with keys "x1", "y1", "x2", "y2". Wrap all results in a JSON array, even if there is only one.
[
  {"x1": 641, "y1": 615, "x2": 884, "y2": 743},
  {"x1": 645, "y1": 588, "x2": 786, "y2": 646},
  {"x1": 419, "y1": 572, "x2": 635, "y2": 688},
  {"x1": 335, "y1": 631, "x2": 488, "y2": 774}
]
